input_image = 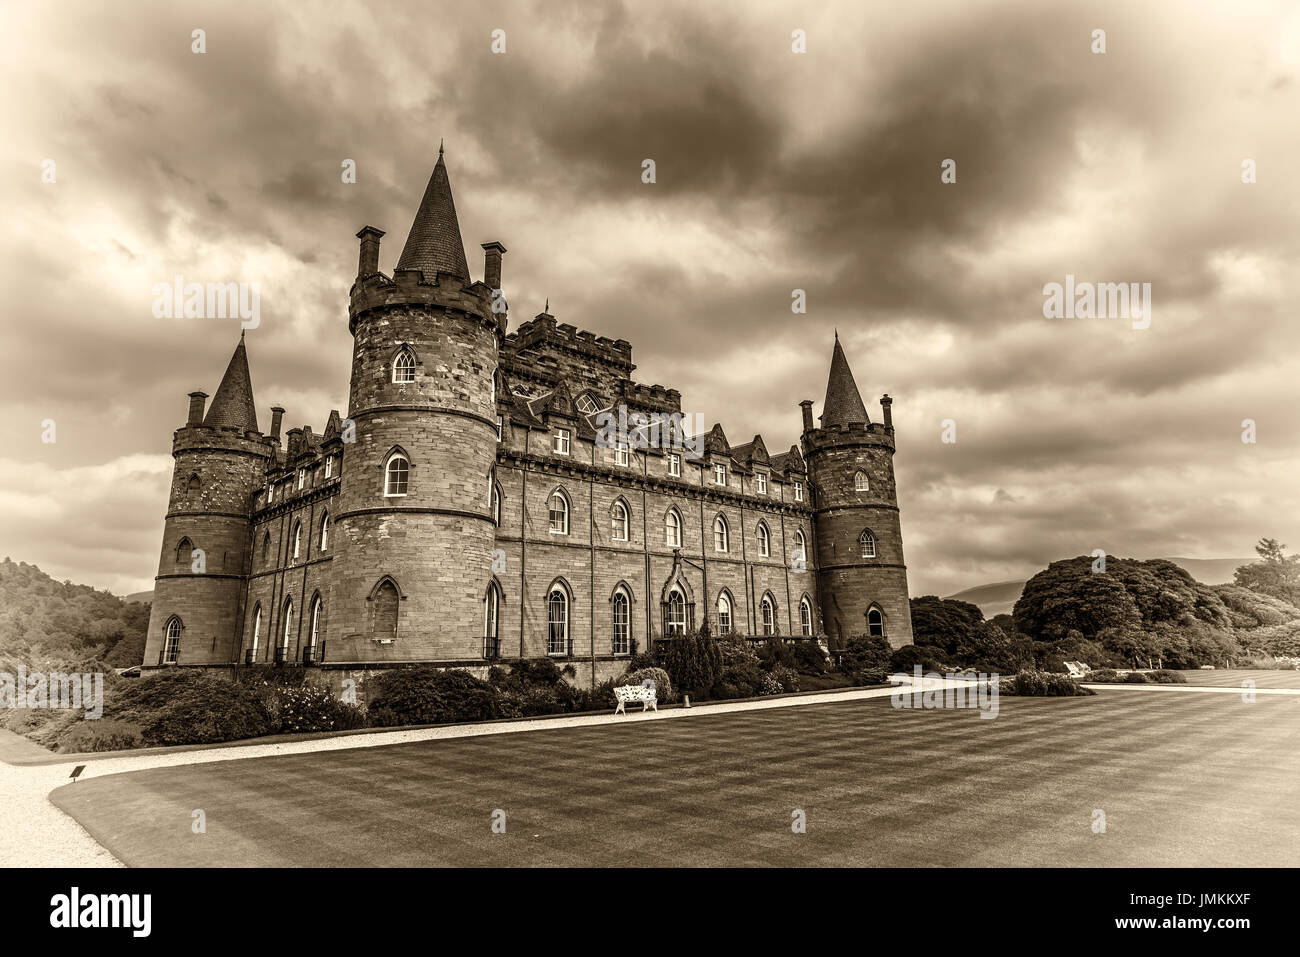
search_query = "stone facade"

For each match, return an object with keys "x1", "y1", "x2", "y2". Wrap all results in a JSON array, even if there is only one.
[{"x1": 142, "y1": 150, "x2": 913, "y2": 687}]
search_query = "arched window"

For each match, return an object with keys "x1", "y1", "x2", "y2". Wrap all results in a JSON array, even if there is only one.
[
  {"x1": 666, "y1": 588, "x2": 687, "y2": 635},
  {"x1": 868, "y1": 606, "x2": 885, "y2": 638},
  {"x1": 713, "y1": 514, "x2": 729, "y2": 552},
  {"x1": 760, "y1": 595, "x2": 776, "y2": 636},
  {"x1": 373, "y1": 578, "x2": 399, "y2": 640},
  {"x1": 548, "y1": 489, "x2": 570, "y2": 535},
  {"x1": 576, "y1": 393, "x2": 600, "y2": 415},
  {"x1": 308, "y1": 595, "x2": 322, "y2": 652},
  {"x1": 547, "y1": 585, "x2": 569, "y2": 655},
  {"x1": 491, "y1": 483, "x2": 501, "y2": 526},
  {"x1": 665, "y1": 508, "x2": 682, "y2": 548},
  {"x1": 612, "y1": 588, "x2": 630, "y2": 654},
  {"x1": 392, "y1": 348, "x2": 416, "y2": 383},
  {"x1": 800, "y1": 597, "x2": 814, "y2": 636},
  {"x1": 860, "y1": 529, "x2": 876, "y2": 559},
  {"x1": 250, "y1": 604, "x2": 262, "y2": 659},
  {"x1": 292, "y1": 521, "x2": 302, "y2": 560},
  {"x1": 757, "y1": 522, "x2": 771, "y2": 558},
  {"x1": 855, "y1": 469, "x2": 870, "y2": 492},
  {"x1": 483, "y1": 583, "x2": 501, "y2": 658},
  {"x1": 320, "y1": 512, "x2": 330, "y2": 550},
  {"x1": 176, "y1": 537, "x2": 193, "y2": 568},
  {"x1": 261, "y1": 532, "x2": 271, "y2": 565},
  {"x1": 793, "y1": 528, "x2": 807, "y2": 564},
  {"x1": 185, "y1": 473, "x2": 200, "y2": 502},
  {"x1": 717, "y1": 592, "x2": 733, "y2": 633},
  {"x1": 280, "y1": 598, "x2": 294, "y2": 659},
  {"x1": 385, "y1": 452, "x2": 409, "y2": 496},
  {"x1": 163, "y1": 616, "x2": 182, "y2": 664},
  {"x1": 611, "y1": 501, "x2": 629, "y2": 542}
]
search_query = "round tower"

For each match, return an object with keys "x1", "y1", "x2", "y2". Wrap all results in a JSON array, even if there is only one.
[
  {"x1": 145, "y1": 337, "x2": 270, "y2": 669},
  {"x1": 802, "y1": 336, "x2": 913, "y2": 650},
  {"x1": 327, "y1": 148, "x2": 504, "y2": 663}
]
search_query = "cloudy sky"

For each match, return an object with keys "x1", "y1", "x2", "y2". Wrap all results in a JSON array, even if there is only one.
[{"x1": 2, "y1": 0, "x2": 1298, "y2": 599}]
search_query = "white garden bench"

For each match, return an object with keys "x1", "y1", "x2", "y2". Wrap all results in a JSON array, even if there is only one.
[{"x1": 613, "y1": 683, "x2": 658, "y2": 715}]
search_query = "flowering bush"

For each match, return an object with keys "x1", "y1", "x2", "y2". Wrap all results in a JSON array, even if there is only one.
[
  {"x1": 274, "y1": 684, "x2": 365, "y2": 733},
  {"x1": 759, "y1": 673, "x2": 784, "y2": 695}
]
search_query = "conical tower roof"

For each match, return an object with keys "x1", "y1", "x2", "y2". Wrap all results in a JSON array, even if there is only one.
[
  {"x1": 820, "y1": 334, "x2": 870, "y2": 427},
  {"x1": 202, "y1": 334, "x2": 259, "y2": 431},
  {"x1": 395, "y1": 146, "x2": 470, "y2": 281}
]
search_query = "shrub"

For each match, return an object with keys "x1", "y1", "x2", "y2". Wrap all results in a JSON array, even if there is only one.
[
  {"x1": 506, "y1": 658, "x2": 566, "y2": 687},
  {"x1": 839, "y1": 634, "x2": 893, "y2": 681},
  {"x1": 139, "y1": 678, "x2": 275, "y2": 746},
  {"x1": 712, "y1": 640, "x2": 764, "y2": 699},
  {"x1": 769, "y1": 665, "x2": 800, "y2": 693},
  {"x1": 619, "y1": 667, "x2": 674, "y2": 703},
  {"x1": 791, "y1": 641, "x2": 828, "y2": 675},
  {"x1": 1004, "y1": 669, "x2": 1095, "y2": 697},
  {"x1": 888, "y1": 644, "x2": 944, "y2": 674},
  {"x1": 1123, "y1": 672, "x2": 1149, "y2": 684},
  {"x1": 851, "y1": 669, "x2": 889, "y2": 687},
  {"x1": 1149, "y1": 670, "x2": 1187, "y2": 684},
  {"x1": 57, "y1": 718, "x2": 143, "y2": 753},
  {"x1": 660, "y1": 635, "x2": 723, "y2": 696},
  {"x1": 756, "y1": 637, "x2": 796, "y2": 671},
  {"x1": 366, "y1": 667, "x2": 501, "y2": 727},
  {"x1": 273, "y1": 684, "x2": 367, "y2": 733},
  {"x1": 1088, "y1": 668, "x2": 1121, "y2": 682},
  {"x1": 574, "y1": 679, "x2": 618, "y2": 712},
  {"x1": 759, "y1": 673, "x2": 784, "y2": 695}
]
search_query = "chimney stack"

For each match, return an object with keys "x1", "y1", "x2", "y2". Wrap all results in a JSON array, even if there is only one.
[
  {"x1": 799, "y1": 400, "x2": 814, "y2": 433},
  {"x1": 356, "y1": 226, "x2": 385, "y2": 280},
  {"x1": 187, "y1": 391, "x2": 208, "y2": 426},
  {"x1": 880, "y1": 394, "x2": 893, "y2": 431},
  {"x1": 269, "y1": 406, "x2": 285, "y2": 442},
  {"x1": 481, "y1": 241, "x2": 506, "y2": 293}
]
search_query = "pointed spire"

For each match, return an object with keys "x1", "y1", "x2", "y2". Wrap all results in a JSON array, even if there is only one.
[
  {"x1": 395, "y1": 147, "x2": 470, "y2": 281},
  {"x1": 203, "y1": 335, "x2": 259, "y2": 431},
  {"x1": 820, "y1": 336, "x2": 870, "y2": 427}
]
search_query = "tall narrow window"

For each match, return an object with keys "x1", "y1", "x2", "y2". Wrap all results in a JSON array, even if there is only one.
[
  {"x1": 549, "y1": 490, "x2": 569, "y2": 535},
  {"x1": 484, "y1": 584, "x2": 500, "y2": 658},
  {"x1": 860, "y1": 529, "x2": 876, "y2": 558},
  {"x1": 320, "y1": 512, "x2": 330, "y2": 550},
  {"x1": 713, "y1": 514, "x2": 729, "y2": 552},
  {"x1": 868, "y1": 607, "x2": 885, "y2": 638},
  {"x1": 714, "y1": 463, "x2": 727, "y2": 486},
  {"x1": 297, "y1": 468, "x2": 306, "y2": 490},
  {"x1": 761, "y1": 595, "x2": 776, "y2": 636},
  {"x1": 665, "y1": 508, "x2": 682, "y2": 548},
  {"x1": 757, "y1": 522, "x2": 770, "y2": 558},
  {"x1": 292, "y1": 521, "x2": 302, "y2": 560},
  {"x1": 553, "y1": 428, "x2": 571, "y2": 455},
  {"x1": 385, "y1": 452, "x2": 409, "y2": 496},
  {"x1": 393, "y1": 348, "x2": 416, "y2": 383},
  {"x1": 666, "y1": 589, "x2": 686, "y2": 635},
  {"x1": 668, "y1": 453, "x2": 681, "y2": 477},
  {"x1": 262, "y1": 532, "x2": 271, "y2": 565},
  {"x1": 176, "y1": 537, "x2": 193, "y2": 569},
  {"x1": 855, "y1": 470, "x2": 869, "y2": 492},
  {"x1": 800, "y1": 597, "x2": 813, "y2": 636},
  {"x1": 163, "y1": 617, "x2": 182, "y2": 664},
  {"x1": 491, "y1": 483, "x2": 501, "y2": 526},
  {"x1": 186, "y1": 473, "x2": 200, "y2": 502},
  {"x1": 612, "y1": 589, "x2": 630, "y2": 655},
  {"x1": 794, "y1": 529, "x2": 806, "y2": 564},
  {"x1": 280, "y1": 598, "x2": 294, "y2": 659},
  {"x1": 324, "y1": 455, "x2": 333, "y2": 479},
  {"x1": 616, "y1": 439, "x2": 629, "y2": 467},
  {"x1": 756, "y1": 473, "x2": 767, "y2": 494},
  {"x1": 251, "y1": 604, "x2": 262, "y2": 659},
  {"x1": 717, "y1": 593, "x2": 732, "y2": 633},
  {"x1": 793, "y1": 481, "x2": 804, "y2": 502},
  {"x1": 547, "y1": 586, "x2": 568, "y2": 655},
  {"x1": 496, "y1": 415, "x2": 504, "y2": 440},
  {"x1": 611, "y1": 501, "x2": 629, "y2": 541},
  {"x1": 308, "y1": 596, "x2": 322, "y2": 653},
  {"x1": 373, "y1": 579, "x2": 399, "y2": 641}
]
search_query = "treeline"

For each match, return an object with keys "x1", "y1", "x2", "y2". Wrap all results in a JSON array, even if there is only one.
[
  {"x1": 916, "y1": 542, "x2": 1300, "y2": 670},
  {"x1": 0, "y1": 558, "x2": 150, "y2": 672}
]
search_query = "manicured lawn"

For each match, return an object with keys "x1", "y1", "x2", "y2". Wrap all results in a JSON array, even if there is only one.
[
  {"x1": 51, "y1": 690, "x2": 1300, "y2": 866},
  {"x1": 1171, "y1": 668, "x2": 1300, "y2": 689}
]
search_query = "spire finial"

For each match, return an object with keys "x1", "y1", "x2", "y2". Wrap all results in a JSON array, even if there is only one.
[
  {"x1": 834, "y1": 328, "x2": 839, "y2": 341},
  {"x1": 439, "y1": 138, "x2": 444, "y2": 157},
  {"x1": 545, "y1": 298, "x2": 549, "y2": 312}
]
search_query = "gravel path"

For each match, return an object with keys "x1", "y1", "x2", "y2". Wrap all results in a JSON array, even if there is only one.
[{"x1": 1, "y1": 683, "x2": 913, "y2": 867}]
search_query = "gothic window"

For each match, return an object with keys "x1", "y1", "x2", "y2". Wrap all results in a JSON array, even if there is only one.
[
  {"x1": 868, "y1": 606, "x2": 886, "y2": 638},
  {"x1": 308, "y1": 595, "x2": 322, "y2": 653},
  {"x1": 793, "y1": 528, "x2": 807, "y2": 564},
  {"x1": 576, "y1": 394, "x2": 600, "y2": 415},
  {"x1": 757, "y1": 521, "x2": 771, "y2": 558},
  {"x1": 717, "y1": 592, "x2": 733, "y2": 633},
  {"x1": 713, "y1": 514, "x2": 729, "y2": 553},
  {"x1": 547, "y1": 585, "x2": 569, "y2": 655},
  {"x1": 612, "y1": 588, "x2": 631, "y2": 655},
  {"x1": 185, "y1": 473, "x2": 200, "y2": 502},
  {"x1": 384, "y1": 452, "x2": 409, "y2": 496},
  {"x1": 666, "y1": 588, "x2": 687, "y2": 636},
  {"x1": 549, "y1": 489, "x2": 570, "y2": 535},
  {"x1": 175, "y1": 537, "x2": 193, "y2": 569},
  {"x1": 855, "y1": 470, "x2": 870, "y2": 492},
  {"x1": 392, "y1": 348, "x2": 416, "y2": 383},
  {"x1": 483, "y1": 583, "x2": 501, "y2": 658},
  {"x1": 280, "y1": 598, "x2": 294, "y2": 657},
  {"x1": 860, "y1": 529, "x2": 876, "y2": 559},
  {"x1": 163, "y1": 616, "x2": 182, "y2": 664},
  {"x1": 250, "y1": 604, "x2": 262, "y2": 659},
  {"x1": 611, "y1": 501, "x2": 629, "y2": 542},
  {"x1": 261, "y1": 532, "x2": 272, "y2": 565},
  {"x1": 491, "y1": 483, "x2": 502, "y2": 526},
  {"x1": 292, "y1": 521, "x2": 302, "y2": 560},
  {"x1": 761, "y1": 595, "x2": 777, "y2": 636},
  {"x1": 373, "y1": 579, "x2": 399, "y2": 641},
  {"x1": 320, "y1": 512, "x2": 330, "y2": 550},
  {"x1": 665, "y1": 508, "x2": 682, "y2": 548},
  {"x1": 800, "y1": 597, "x2": 814, "y2": 637}
]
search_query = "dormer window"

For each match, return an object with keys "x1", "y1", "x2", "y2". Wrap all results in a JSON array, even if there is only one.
[
  {"x1": 714, "y1": 464, "x2": 726, "y2": 486},
  {"x1": 553, "y1": 428, "x2": 571, "y2": 455},
  {"x1": 668, "y1": 453, "x2": 681, "y2": 477},
  {"x1": 756, "y1": 473, "x2": 767, "y2": 494},
  {"x1": 392, "y1": 348, "x2": 416, "y2": 383},
  {"x1": 793, "y1": 480, "x2": 804, "y2": 502},
  {"x1": 324, "y1": 456, "x2": 333, "y2": 479},
  {"x1": 576, "y1": 394, "x2": 600, "y2": 415},
  {"x1": 616, "y1": 439, "x2": 629, "y2": 467}
]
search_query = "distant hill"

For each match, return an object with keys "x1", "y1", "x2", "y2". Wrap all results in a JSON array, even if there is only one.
[
  {"x1": 946, "y1": 557, "x2": 1254, "y2": 619},
  {"x1": 0, "y1": 558, "x2": 151, "y2": 670},
  {"x1": 124, "y1": 590, "x2": 154, "y2": 604}
]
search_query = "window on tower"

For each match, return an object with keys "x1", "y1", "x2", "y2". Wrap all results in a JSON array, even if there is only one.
[
  {"x1": 860, "y1": 529, "x2": 876, "y2": 559},
  {"x1": 392, "y1": 348, "x2": 416, "y2": 383},
  {"x1": 384, "y1": 452, "x2": 409, "y2": 496},
  {"x1": 855, "y1": 470, "x2": 869, "y2": 492}
]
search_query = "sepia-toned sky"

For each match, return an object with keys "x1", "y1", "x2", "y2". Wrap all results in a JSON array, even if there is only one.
[{"x1": 1, "y1": 0, "x2": 1298, "y2": 598}]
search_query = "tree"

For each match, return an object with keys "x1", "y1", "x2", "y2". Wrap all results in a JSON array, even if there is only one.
[
  {"x1": 1233, "y1": 538, "x2": 1300, "y2": 609},
  {"x1": 909, "y1": 596, "x2": 984, "y2": 655}
]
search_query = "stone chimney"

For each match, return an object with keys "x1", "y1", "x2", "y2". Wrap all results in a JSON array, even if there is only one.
[
  {"x1": 269, "y1": 406, "x2": 285, "y2": 442},
  {"x1": 880, "y1": 394, "x2": 893, "y2": 431},
  {"x1": 481, "y1": 241, "x2": 506, "y2": 292},
  {"x1": 799, "y1": 400, "x2": 815, "y2": 433},
  {"x1": 356, "y1": 226, "x2": 385, "y2": 279},
  {"x1": 187, "y1": 391, "x2": 208, "y2": 426}
]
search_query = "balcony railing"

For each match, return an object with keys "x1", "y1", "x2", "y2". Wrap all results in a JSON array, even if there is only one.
[{"x1": 483, "y1": 636, "x2": 502, "y2": 660}]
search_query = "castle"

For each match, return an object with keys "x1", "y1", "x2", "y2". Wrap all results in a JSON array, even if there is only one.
[{"x1": 143, "y1": 148, "x2": 914, "y2": 688}]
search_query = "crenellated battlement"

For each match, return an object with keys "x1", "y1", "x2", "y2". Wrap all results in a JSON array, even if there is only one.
[
  {"x1": 802, "y1": 420, "x2": 896, "y2": 453},
  {"x1": 508, "y1": 312, "x2": 634, "y2": 369},
  {"x1": 348, "y1": 269, "x2": 498, "y2": 335}
]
